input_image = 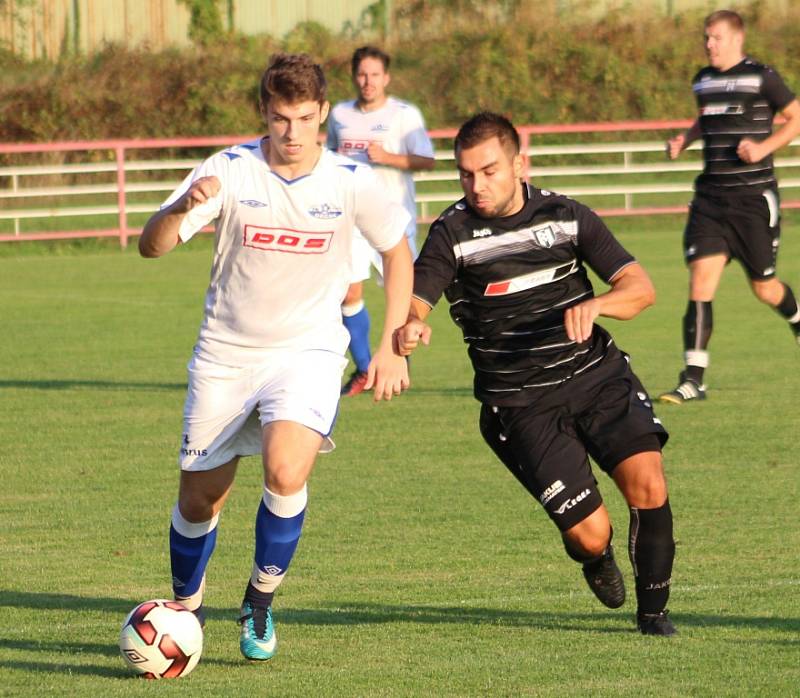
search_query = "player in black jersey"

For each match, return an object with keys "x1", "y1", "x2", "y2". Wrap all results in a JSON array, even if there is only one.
[
  {"x1": 396, "y1": 113, "x2": 676, "y2": 636},
  {"x1": 660, "y1": 10, "x2": 800, "y2": 404}
]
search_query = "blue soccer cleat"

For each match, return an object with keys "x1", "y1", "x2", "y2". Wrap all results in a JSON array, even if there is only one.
[{"x1": 239, "y1": 601, "x2": 277, "y2": 661}]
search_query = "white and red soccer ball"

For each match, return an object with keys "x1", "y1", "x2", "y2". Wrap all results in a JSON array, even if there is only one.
[{"x1": 119, "y1": 599, "x2": 203, "y2": 679}]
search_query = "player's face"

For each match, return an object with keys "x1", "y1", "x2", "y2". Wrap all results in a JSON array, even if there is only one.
[
  {"x1": 354, "y1": 57, "x2": 390, "y2": 107},
  {"x1": 456, "y1": 136, "x2": 525, "y2": 219},
  {"x1": 263, "y1": 98, "x2": 329, "y2": 169},
  {"x1": 704, "y1": 20, "x2": 744, "y2": 71}
]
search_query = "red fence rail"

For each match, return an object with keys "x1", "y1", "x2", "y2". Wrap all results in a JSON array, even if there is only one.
[{"x1": 5, "y1": 118, "x2": 800, "y2": 247}]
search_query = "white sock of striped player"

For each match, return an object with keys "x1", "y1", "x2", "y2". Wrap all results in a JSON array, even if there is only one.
[
  {"x1": 170, "y1": 505, "x2": 219, "y2": 611},
  {"x1": 248, "y1": 485, "x2": 307, "y2": 603}
]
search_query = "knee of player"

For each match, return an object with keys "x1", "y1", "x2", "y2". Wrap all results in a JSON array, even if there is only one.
[
  {"x1": 564, "y1": 530, "x2": 608, "y2": 559},
  {"x1": 625, "y1": 477, "x2": 668, "y2": 509},
  {"x1": 177, "y1": 491, "x2": 221, "y2": 523},
  {"x1": 750, "y1": 278, "x2": 782, "y2": 305},
  {"x1": 264, "y1": 466, "x2": 307, "y2": 496}
]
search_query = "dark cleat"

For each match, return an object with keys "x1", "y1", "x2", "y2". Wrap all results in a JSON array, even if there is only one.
[
  {"x1": 637, "y1": 609, "x2": 678, "y2": 636},
  {"x1": 192, "y1": 605, "x2": 206, "y2": 629},
  {"x1": 658, "y1": 371, "x2": 706, "y2": 404},
  {"x1": 582, "y1": 545, "x2": 626, "y2": 609}
]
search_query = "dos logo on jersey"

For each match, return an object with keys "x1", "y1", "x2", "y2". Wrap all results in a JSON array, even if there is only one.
[{"x1": 243, "y1": 225, "x2": 333, "y2": 254}]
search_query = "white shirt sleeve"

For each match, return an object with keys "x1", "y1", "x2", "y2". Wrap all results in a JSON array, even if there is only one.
[
  {"x1": 402, "y1": 105, "x2": 435, "y2": 159},
  {"x1": 353, "y1": 165, "x2": 411, "y2": 251},
  {"x1": 160, "y1": 157, "x2": 225, "y2": 243}
]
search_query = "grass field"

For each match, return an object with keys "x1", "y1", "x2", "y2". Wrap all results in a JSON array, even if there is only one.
[{"x1": 1, "y1": 214, "x2": 799, "y2": 696}]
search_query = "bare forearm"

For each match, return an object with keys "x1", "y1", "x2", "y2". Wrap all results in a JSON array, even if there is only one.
[
  {"x1": 758, "y1": 114, "x2": 800, "y2": 157},
  {"x1": 140, "y1": 175, "x2": 220, "y2": 258},
  {"x1": 139, "y1": 208, "x2": 183, "y2": 258},
  {"x1": 595, "y1": 265, "x2": 656, "y2": 320},
  {"x1": 684, "y1": 119, "x2": 702, "y2": 147},
  {"x1": 378, "y1": 241, "x2": 414, "y2": 349},
  {"x1": 408, "y1": 296, "x2": 432, "y2": 322}
]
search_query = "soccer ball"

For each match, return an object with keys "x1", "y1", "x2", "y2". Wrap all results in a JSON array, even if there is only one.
[{"x1": 119, "y1": 599, "x2": 203, "y2": 679}]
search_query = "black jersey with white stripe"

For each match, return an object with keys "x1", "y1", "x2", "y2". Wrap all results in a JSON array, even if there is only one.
[
  {"x1": 692, "y1": 57, "x2": 795, "y2": 194},
  {"x1": 413, "y1": 184, "x2": 635, "y2": 407}
]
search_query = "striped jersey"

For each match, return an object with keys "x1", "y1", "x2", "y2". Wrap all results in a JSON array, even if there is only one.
[
  {"x1": 413, "y1": 185, "x2": 635, "y2": 407},
  {"x1": 692, "y1": 57, "x2": 795, "y2": 194},
  {"x1": 161, "y1": 139, "x2": 409, "y2": 364}
]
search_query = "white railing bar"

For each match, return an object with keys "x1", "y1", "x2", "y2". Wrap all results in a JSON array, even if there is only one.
[
  {"x1": 0, "y1": 203, "x2": 157, "y2": 220},
  {"x1": 0, "y1": 160, "x2": 199, "y2": 178},
  {"x1": 0, "y1": 182, "x2": 179, "y2": 199}
]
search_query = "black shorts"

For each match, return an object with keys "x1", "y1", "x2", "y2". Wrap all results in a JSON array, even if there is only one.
[
  {"x1": 684, "y1": 189, "x2": 781, "y2": 280},
  {"x1": 478, "y1": 348, "x2": 668, "y2": 532}
]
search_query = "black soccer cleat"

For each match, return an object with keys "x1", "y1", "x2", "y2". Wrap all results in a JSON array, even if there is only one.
[
  {"x1": 637, "y1": 609, "x2": 677, "y2": 636},
  {"x1": 582, "y1": 545, "x2": 626, "y2": 609},
  {"x1": 192, "y1": 605, "x2": 206, "y2": 629},
  {"x1": 658, "y1": 371, "x2": 706, "y2": 404}
]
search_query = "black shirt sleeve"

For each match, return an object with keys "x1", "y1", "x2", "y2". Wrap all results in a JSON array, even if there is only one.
[
  {"x1": 412, "y1": 220, "x2": 459, "y2": 308},
  {"x1": 574, "y1": 204, "x2": 635, "y2": 283},
  {"x1": 762, "y1": 65, "x2": 796, "y2": 112}
]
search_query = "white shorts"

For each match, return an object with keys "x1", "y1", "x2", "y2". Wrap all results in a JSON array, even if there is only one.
[
  {"x1": 349, "y1": 230, "x2": 418, "y2": 284},
  {"x1": 179, "y1": 349, "x2": 347, "y2": 471}
]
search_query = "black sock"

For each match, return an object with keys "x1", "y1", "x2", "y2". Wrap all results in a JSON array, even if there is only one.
[
  {"x1": 683, "y1": 300, "x2": 712, "y2": 384},
  {"x1": 775, "y1": 284, "x2": 800, "y2": 328},
  {"x1": 684, "y1": 365, "x2": 704, "y2": 384},
  {"x1": 628, "y1": 500, "x2": 674, "y2": 616},
  {"x1": 244, "y1": 581, "x2": 274, "y2": 609}
]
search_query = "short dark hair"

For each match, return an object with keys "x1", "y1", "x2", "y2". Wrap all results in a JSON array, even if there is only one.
[
  {"x1": 351, "y1": 46, "x2": 390, "y2": 76},
  {"x1": 260, "y1": 53, "x2": 327, "y2": 106},
  {"x1": 455, "y1": 112, "x2": 520, "y2": 156},
  {"x1": 704, "y1": 10, "x2": 744, "y2": 32}
]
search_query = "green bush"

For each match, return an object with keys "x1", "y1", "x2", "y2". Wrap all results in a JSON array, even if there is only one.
[{"x1": 1, "y1": 1, "x2": 798, "y2": 142}]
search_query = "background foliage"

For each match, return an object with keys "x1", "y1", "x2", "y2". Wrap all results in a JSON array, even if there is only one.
[{"x1": 1, "y1": 1, "x2": 800, "y2": 141}]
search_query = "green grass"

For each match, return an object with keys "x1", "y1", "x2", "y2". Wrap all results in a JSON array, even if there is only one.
[{"x1": 1, "y1": 214, "x2": 799, "y2": 696}]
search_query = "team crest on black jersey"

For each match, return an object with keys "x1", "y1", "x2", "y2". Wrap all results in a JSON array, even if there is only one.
[{"x1": 535, "y1": 225, "x2": 557, "y2": 248}]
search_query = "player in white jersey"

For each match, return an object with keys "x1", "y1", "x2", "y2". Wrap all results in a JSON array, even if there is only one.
[
  {"x1": 327, "y1": 46, "x2": 435, "y2": 396},
  {"x1": 138, "y1": 53, "x2": 413, "y2": 663}
]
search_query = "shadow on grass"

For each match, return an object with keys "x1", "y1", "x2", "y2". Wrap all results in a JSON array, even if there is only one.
[
  {"x1": 3, "y1": 590, "x2": 799, "y2": 636},
  {"x1": 278, "y1": 603, "x2": 800, "y2": 637},
  {"x1": 0, "y1": 595, "x2": 250, "y2": 678},
  {"x1": 0, "y1": 379, "x2": 185, "y2": 392}
]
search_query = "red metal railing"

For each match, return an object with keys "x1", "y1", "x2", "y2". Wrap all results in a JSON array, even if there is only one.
[{"x1": 6, "y1": 118, "x2": 800, "y2": 247}]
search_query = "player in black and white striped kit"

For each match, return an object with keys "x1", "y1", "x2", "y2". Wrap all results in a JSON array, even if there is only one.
[
  {"x1": 396, "y1": 112, "x2": 676, "y2": 636},
  {"x1": 660, "y1": 9, "x2": 800, "y2": 404}
]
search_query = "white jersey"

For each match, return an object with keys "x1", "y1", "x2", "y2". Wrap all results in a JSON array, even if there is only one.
[
  {"x1": 162, "y1": 139, "x2": 410, "y2": 363},
  {"x1": 326, "y1": 97, "x2": 434, "y2": 238}
]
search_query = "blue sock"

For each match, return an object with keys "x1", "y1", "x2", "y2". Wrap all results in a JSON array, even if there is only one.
[
  {"x1": 251, "y1": 487, "x2": 307, "y2": 593},
  {"x1": 170, "y1": 506, "x2": 218, "y2": 602},
  {"x1": 342, "y1": 303, "x2": 371, "y2": 373}
]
